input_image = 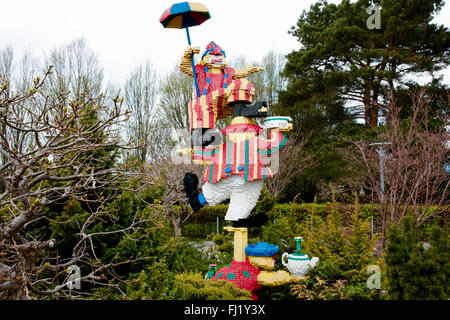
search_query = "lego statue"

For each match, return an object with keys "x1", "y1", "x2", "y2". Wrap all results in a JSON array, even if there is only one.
[
  {"x1": 181, "y1": 42, "x2": 292, "y2": 226},
  {"x1": 159, "y1": 2, "x2": 317, "y2": 299}
]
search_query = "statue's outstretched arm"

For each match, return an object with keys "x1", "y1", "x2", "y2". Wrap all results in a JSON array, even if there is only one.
[{"x1": 233, "y1": 65, "x2": 264, "y2": 79}]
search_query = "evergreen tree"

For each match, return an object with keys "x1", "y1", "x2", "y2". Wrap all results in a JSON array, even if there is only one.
[
  {"x1": 277, "y1": 0, "x2": 450, "y2": 202},
  {"x1": 385, "y1": 215, "x2": 449, "y2": 299},
  {"x1": 280, "y1": 0, "x2": 450, "y2": 128}
]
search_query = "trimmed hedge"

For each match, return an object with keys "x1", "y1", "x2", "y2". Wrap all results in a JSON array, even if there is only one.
[
  {"x1": 191, "y1": 202, "x2": 380, "y2": 221},
  {"x1": 197, "y1": 204, "x2": 229, "y2": 218}
]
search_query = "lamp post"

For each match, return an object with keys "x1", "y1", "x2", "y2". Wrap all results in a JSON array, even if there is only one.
[
  {"x1": 369, "y1": 142, "x2": 391, "y2": 238},
  {"x1": 369, "y1": 142, "x2": 391, "y2": 203}
]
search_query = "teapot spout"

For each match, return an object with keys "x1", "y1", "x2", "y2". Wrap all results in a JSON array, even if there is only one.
[{"x1": 309, "y1": 257, "x2": 319, "y2": 269}]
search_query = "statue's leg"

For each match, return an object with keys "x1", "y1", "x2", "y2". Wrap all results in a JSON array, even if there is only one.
[
  {"x1": 184, "y1": 174, "x2": 232, "y2": 211},
  {"x1": 201, "y1": 179, "x2": 232, "y2": 206},
  {"x1": 225, "y1": 177, "x2": 263, "y2": 221},
  {"x1": 183, "y1": 172, "x2": 204, "y2": 211}
]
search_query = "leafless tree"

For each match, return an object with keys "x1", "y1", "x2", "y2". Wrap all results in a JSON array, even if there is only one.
[
  {"x1": 0, "y1": 47, "x2": 13, "y2": 88},
  {"x1": 0, "y1": 67, "x2": 153, "y2": 299},
  {"x1": 43, "y1": 38, "x2": 105, "y2": 110},
  {"x1": 1, "y1": 48, "x2": 43, "y2": 166},
  {"x1": 0, "y1": 46, "x2": 14, "y2": 166},
  {"x1": 345, "y1": 89, "x2": 449, "y2": 241},
  {"x1": 158, "y1": 63, "x2": 193, "y2": 131},
  {"x1": 123, "y1": 60, "x2": 159, "y2": 162},
  {"x1": 248, "y1": 50, "x2": 287, "y2": 110},
  {"x1": 146, "y1": 160, "x2": 203, "y2": 237},
  {"x1": 229, "y1": 51, "x2": 287, "y2": 112},
  {"x1": 265, "y1": 131, "x2": 316, "y2": 199},
  {"x1": 147, "y1": 63, "x2": 195, "y2": 160}
]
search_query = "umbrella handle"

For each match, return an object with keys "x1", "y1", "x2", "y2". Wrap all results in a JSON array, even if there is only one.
[{"x1": 186, "y1": 27, "x2": 200, "y2": 98}]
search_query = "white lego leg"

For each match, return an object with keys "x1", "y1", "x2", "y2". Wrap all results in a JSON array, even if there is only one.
[
  {"x1": 225, "y1": 178, "x2": 263, "y2": 221},
  {"x1": 201, "y1": 180, "x2": 231, "y2": 206}
]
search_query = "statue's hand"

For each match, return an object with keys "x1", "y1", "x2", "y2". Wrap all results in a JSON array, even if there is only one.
[
  {"x1": 264, "y1": 116, "x2": 293, "y2": 132},
  {"x1": 273, "y1": 123, "x2": 293, "y2": 132},
  {"x1": 246, "y1": 65, "x2": 264, "y2": 74},
  {"x1": 184, "y1": 46, "x2": 200, "y2": 57}
]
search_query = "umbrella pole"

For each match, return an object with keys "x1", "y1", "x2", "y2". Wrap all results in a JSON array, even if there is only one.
[{"x1": 185, "y1": 27, "x2": 200, "y2": 98}]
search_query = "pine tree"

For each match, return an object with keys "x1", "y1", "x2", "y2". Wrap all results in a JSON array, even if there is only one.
[
  {"x1": 385, "y1": 215, "x2": 449, "y2": 299},
  {"x1": 280, "y1": 0, "x2": 450, "y2": 128}
]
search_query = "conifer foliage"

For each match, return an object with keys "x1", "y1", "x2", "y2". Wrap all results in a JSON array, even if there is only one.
[{"x1": 385, "y1": 215, "x2": 449, "y2": 299}]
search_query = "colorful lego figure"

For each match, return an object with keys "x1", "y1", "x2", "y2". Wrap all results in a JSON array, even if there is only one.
[
  {"x1": 180, "y1": 41, "x2": 292, "y2": 225},
  {"x1": 160, "y1": 2, "x2": 311, "y2": 300},
  {"x1": 180, "y1": 41, "x2": 263, "y2": 130}
]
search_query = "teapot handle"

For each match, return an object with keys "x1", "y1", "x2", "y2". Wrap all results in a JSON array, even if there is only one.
[{"x1": 282, "y1": 252, "x2": 288, "y2": 267}]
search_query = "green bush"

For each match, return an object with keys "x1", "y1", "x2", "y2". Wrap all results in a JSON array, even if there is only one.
[
  {"x1": 209, "y1": 232, "x2": 234, "y2": 254},
  {"x1": 253, "y1": 283, "x2": 296, "y2": 300},
  {"x1": 385, "y1": 215, "x2": 449, "y2": 300},
  {"x1": 157, "y1": 237, "x2": 220, "y2": 274},
  {"x1": 291, "y1": 277, "x2": 348, "y2": 300},
  {"x1": 197, "y1": 204, "x2": 229, "y2": 218},
  {"x1": 262, "y1": 194, "x2": 384, "y2": 300},
  {"x1": 125, "y1": 262, "x2": 177, "y2": 300},
  {"x1": 182, "y1": 193, "x2": 380, "y2": 240},
  {"x1": 253, "y1": 184, "x2": 276, "y2": 214},
  {"x1": 267, "y1": 202, "x2": 379, "y2": 221},
  {"x1": 172, "y1": 271, "x2": 252, "y2": 300}
]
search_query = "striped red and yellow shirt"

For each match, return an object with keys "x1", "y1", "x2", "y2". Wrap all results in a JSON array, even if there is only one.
[{"x1": 193, "y1": 130, "x2": 287, "y2": 183}]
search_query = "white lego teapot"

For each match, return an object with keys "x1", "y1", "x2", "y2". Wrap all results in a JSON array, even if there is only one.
[
  {"x1": 282, "y1": 237, "x2": 319, "y2": 277},
  {"x1": 262, "y1": 116, "x2": 292, "y2": 131}
]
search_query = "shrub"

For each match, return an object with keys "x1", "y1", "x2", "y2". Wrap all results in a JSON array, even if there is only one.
[
  {"x1": 385, "y1": 215, "x2": 449, "y2": 299},
  {"x1": 263, "y1": 194, "x2": 383, "y2": 300},
  {"x1": 291, "y1": 277, "x2": 348, "y2": 300},
  {"x1": 124, "y1": 262, "x2": 176, "y2": 300},
  {"x1": 172, "y1": 271, "x2": 252, "y2": 300},
  {"x1": 209, "y1": 232, "x2": 234, "y2": 254}
]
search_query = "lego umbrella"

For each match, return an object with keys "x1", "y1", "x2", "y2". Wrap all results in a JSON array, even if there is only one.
[{"x1": 160, "y1": 2, "x2": 211, "y2": 97}]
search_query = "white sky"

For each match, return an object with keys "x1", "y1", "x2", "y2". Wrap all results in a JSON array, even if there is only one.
[{"x1": 1, "y1": 0, "x2": 449, "y2": 87}]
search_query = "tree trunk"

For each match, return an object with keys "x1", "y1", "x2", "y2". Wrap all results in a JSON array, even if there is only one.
[
  {"x1": 363, "y1": 83, "x2": 378, "y2": 128},
  {"x1": 364, "y1": 102, "x2": 378, "y2": 128},
  {"x1": 171, "y1": 215, "x2": 182, "y2": 238}
]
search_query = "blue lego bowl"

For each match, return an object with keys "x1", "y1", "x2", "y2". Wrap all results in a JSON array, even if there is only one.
[{"x1": 245, "y1": 242, "x2": 279, "y2": 257}]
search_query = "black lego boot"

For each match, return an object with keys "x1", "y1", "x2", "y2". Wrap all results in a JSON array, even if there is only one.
[
  {"x1": 231, "y1": 101, "x2": 268, "y2": 118},
  {"x1": 232, "y1": 212, "x2": 268, "y2": 228},
  {"x1": 183, "y1": 172, "x2": 204, "y2": 212}
]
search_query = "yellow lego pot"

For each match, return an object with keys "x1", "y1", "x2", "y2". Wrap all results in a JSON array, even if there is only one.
[{"x1": 247, "y1": 256, "x2": 275, "y2": 270}]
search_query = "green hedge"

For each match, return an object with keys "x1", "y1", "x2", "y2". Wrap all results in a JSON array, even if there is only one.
[
  {"x1": 197, "y1": 204, "x2": 229, "y2": 218},
  {"x1": 190, "y1": 202, "x2": 380, "y2": 221},
  {"x1": 269, "y1": 202, "x2": 379, "y2": 220}
]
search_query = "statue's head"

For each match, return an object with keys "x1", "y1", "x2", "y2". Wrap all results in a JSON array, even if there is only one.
[{"x1": 200, "y1": 41, "x2": 227, "y2": 69}]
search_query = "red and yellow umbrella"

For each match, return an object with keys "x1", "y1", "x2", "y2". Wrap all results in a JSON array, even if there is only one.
[{"x1": 160, "y1": 2, "x2": 211, "y2": 98}]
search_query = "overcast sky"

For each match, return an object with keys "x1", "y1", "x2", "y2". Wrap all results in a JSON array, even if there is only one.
[{"x1": 1, "y1": 0, "x2": 449, "y2": 86}]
